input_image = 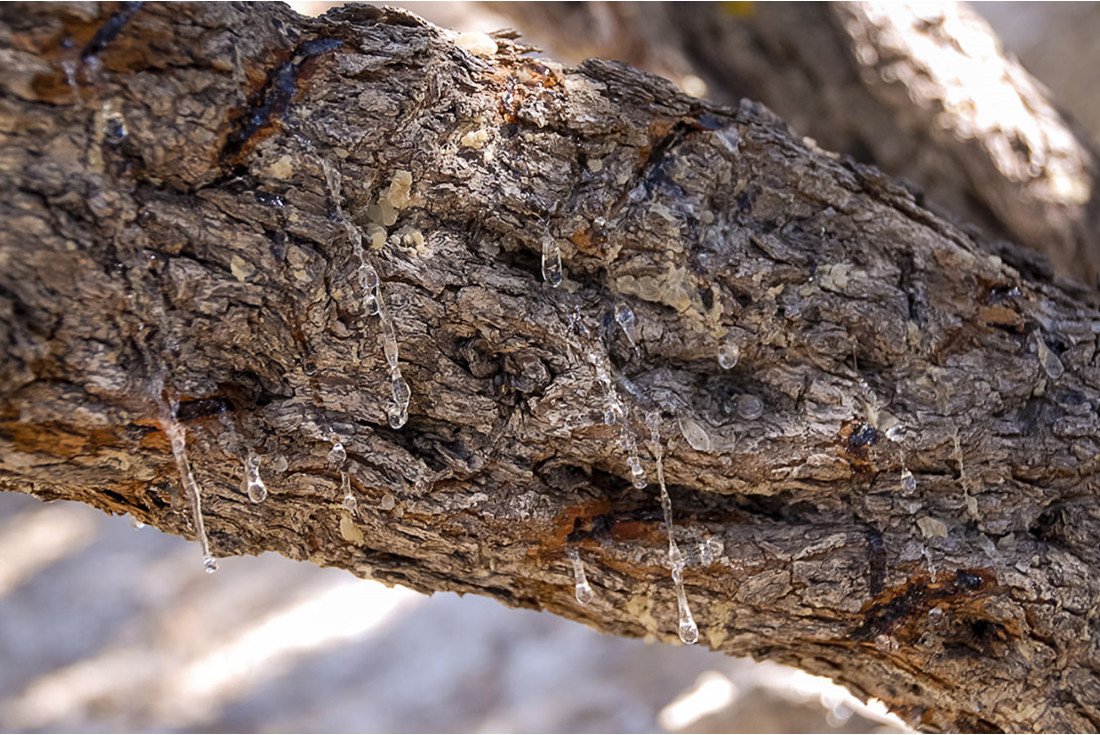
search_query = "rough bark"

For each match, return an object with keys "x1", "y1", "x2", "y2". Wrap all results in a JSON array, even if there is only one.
[
  {"x1": 2, "y1": 2, "x2": 1100, "y2": 731},
  {"x1": 488, "y1": 1, "x2": 1100, "y2": 288}
]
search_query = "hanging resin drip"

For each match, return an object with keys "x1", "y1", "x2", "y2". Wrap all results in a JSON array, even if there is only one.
[
  {"x1": 614, "y1": 302, "x2": 639, "y2": 352},
  {"x1": 619, "y1": 405, "x2": 648, "y2": 490},
  {"x1": 158, "y1": 395, "x2": 217, "y2": 573},
  {"x1": 218, "y1": 410, "x2": 267, "y2": 504},
  {"x1": 885, "y1": 426, "x2": 917, "y2": 495},
  {"x1": 326, "y1": 431, "x2": 347, "y2": 466},
  {"x1": 541, "y1": 233, "x2": 563, "y2": 287},
  {"x1": 241, "y1": 451, "x2": 267, "y2": 504},
  {"x1": 566, "y1": 547, "x2": 595, "y2": 605},
  {"x1": 340, "y1": 470, "x2": 357, "y2": 514},
  {"x1": 321, "y1": 157, "x2": 409, "y2": 429},
  {"x1": 569, "y1": 308, "x2": 646, "y2": 487},
  {"x1": 646, "y1": 412, "x2": 698, "y2": 645}
]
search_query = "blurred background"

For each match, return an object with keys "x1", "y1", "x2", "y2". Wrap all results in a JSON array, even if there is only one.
[{"x1": 4, "y1": 2, "x2": 1099, "y2": 733}]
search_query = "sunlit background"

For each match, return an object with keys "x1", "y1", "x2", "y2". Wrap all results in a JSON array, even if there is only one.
[
  {"x1": 0, "y1": 492, "x2": 907, "y2": 733},
  {"x1": 3, "y1": 2, "x2": 1097, "y2": 732}
]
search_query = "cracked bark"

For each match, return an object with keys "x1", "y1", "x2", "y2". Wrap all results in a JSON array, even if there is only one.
[
  {"x1": 2, "y1": 3, "x2": 1100, "y2": 732},
  {"x1": 488, "y1": 1, "x2": 1100, "y2": 288}
]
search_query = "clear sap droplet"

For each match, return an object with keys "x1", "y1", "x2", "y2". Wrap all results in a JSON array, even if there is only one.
[
  {"x1": 604, "y1": 408, "x2": 618, "y2": 426},
  {"x1": 614, "y1": 302, "x2": 638, "y2": 348},
  {"x1": 392, "y1": 374, "x2": 411, "y2": 407},
  {"x1": 900, "y1": 467, "x2": 917, "y2": 494},
  {"x1": 631, "y1": 467, "x2": 648, "y2": 490},
  {"x1": 678, "y1": 415, "x2": 713, "y2": 453},
  {"x1": 678, "y1": 618, "x2": 699, "y2": 645},
  {"x1": 575, "y1": 582, "x2": 595, "y2": 605},
  {"x1": 327, "y1": 441, "x2": 347, "y2": 466},
  {"x1": 717, "y1": 340, "x2": 740, "y2": 370},
  {"x1": 380, "y1": 493, "x2": 396, "y2": 510},
  {"x1": 203, "y1": 554, "x2": 219, "y2": 574},
  {"x1": 129, "y1": 515, "x2": 145, "y2": 530},
  {"x1": 242, "y1": 453, "x2": 267, "y2": 503},
  {"x1": 734, "y1": 394, "x2": 763, "y2": 420},
  {"x1": 388, "y1": 406, "x2": 408, "y2": 429},
  {"x1": 343, "y1": 493, "x2": 358, "y2": 513},
  {"x1": 567, "y1": 548, "x2": 595, "y2": 605},
  {"x1": 541, "y1": 235, "x2": 563, "y2": 288}
]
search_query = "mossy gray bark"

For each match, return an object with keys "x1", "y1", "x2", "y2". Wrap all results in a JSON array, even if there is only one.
[{"x1": 2, "y1": 3, "x2": 1099, "y2": 731}]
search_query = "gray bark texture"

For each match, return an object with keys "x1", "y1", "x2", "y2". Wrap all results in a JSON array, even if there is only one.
[
  {"x1": 489, "y1": 1, "x2": 1100, "y2": 288},
  {"x1": 2, "y1": 2, "x2": 1100, "y2": 732}
]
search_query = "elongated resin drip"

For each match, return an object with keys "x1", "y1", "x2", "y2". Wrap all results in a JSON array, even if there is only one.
[
  {"x1": 242, "y1": 450, "x2": 267, "y2": 504},
  {"x1": 614, "y1": 302, "x2": 639, "y2": 352},
  {"x1": 569, "y1": 309, "x2": 647, "y2": 487},
  {"x1": 158, "y1": 395, "x2": 217, "y2": 573},
  {"x1": 566, "y1": 548, "x2": 595, "y2": 605},
  {"x1": 646, "y1": 412, "x2": 698, "y2": 645},
  {"x1": 541, "y1": 233, "x2": 563, "y2": 287},
  {"x1": 321, "y1": 157, "x2": 409, "y2": 428},
  {"x1": 340, "y1": 470, "x2": 357, "y2": 514}
]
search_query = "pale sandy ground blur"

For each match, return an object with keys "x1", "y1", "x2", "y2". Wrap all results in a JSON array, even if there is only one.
[
  {"x1": 1, "y1": 3, "x2": 1094, "y2": 733},
  {"x1": 0, "y1": 492, "x2": 907, "y2": 733}
]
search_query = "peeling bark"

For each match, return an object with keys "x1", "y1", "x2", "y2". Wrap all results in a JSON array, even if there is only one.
[{"x1": 2, "y1": 3, "x2": 1100, "y2": 732}]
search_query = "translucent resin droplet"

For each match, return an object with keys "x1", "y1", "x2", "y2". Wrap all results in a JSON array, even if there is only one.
[
  {"x1": 677, "y1": 599, "x2": 699, "y2": 645},
  {"x1": 734, "y1": 394, "x2": 763, "y2": 421},
  {"x1": 1036, "y1": 337, "x2": 1064, "y2": 380},
  {"x1": 717, "y1": 340, "x2": 740, "y2": 370},
  {"x1": 541, "y1": 235, "x2": 563, "y2": 287},
  {"x1": 340, "y1": 470, "x2": 357, "y2": 514},
  {"x1": 327, "y1": 440, "x2": 347, "y2": 467},
  {"x1": 566, "y1": 548, "x2": 595, "y2": 605},
  {"x1": 242, "y1": 452, "x2": 267, "y2": 503},
  {"x1": 614, "y1": 302, "x2": 638, "y2": 350},
  {"x1": 202, "y1": 554, "x2": 218, "y2": 574},
  {"x1": 129, "y1": 515, "x2": 145, "y2": 530},
  {"x1": 900, "y1": 467, "x2": 917, "y2": 494},
  {"x1": 380, "y1": 493, "x2": 396, "y2": 510},
  {"x1": 677, "y1": 415, "x2": 713, "y2": 453}
]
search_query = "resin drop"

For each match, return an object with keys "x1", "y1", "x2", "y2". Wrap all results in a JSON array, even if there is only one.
[
  {"x1": 340, "y1": 470, "x2": 357, "y2": 514},
  {"x1": 327, "y1": 440, "x2": 347, "y2": 467},
  {"x1": 129, "y1": 515, "x2": 145, "y2": 530},
  {"x1": 734, "y1": 394, "x2": 763, "y2": 421},
  {"x1": 900, "y1": 467, "x2": 917, "y2": 494},
  {"x1": 566, "y1": 548, "x2": 595, "y2": 605},
  {"x1": 242, "y1": 451, "x2": 267, "y2": 504},
  {"x1": 158, "y1": 394, "x2": 217, "y2": 574},
  {"x1": 541, "y1": 235, "x2": 563, "y2": 287},
  {"x1": 614, "y1": 302, "x2": 638, "y2": 350},
  {"x1": 717, "y1": 340, "x2": 740, "y2": 370},
  {"x1": 380, "y1": 493, "x2": 396, "y2": 511}
]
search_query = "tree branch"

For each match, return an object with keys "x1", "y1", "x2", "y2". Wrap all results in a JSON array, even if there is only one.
[{"x1": 2, "y1": 3, "x2": 1099, "y2": 731}]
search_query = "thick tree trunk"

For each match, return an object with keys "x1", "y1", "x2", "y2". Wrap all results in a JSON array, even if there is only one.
[{"x1": 2, "y1": 3, "x2": 1100, "y2": 731}]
